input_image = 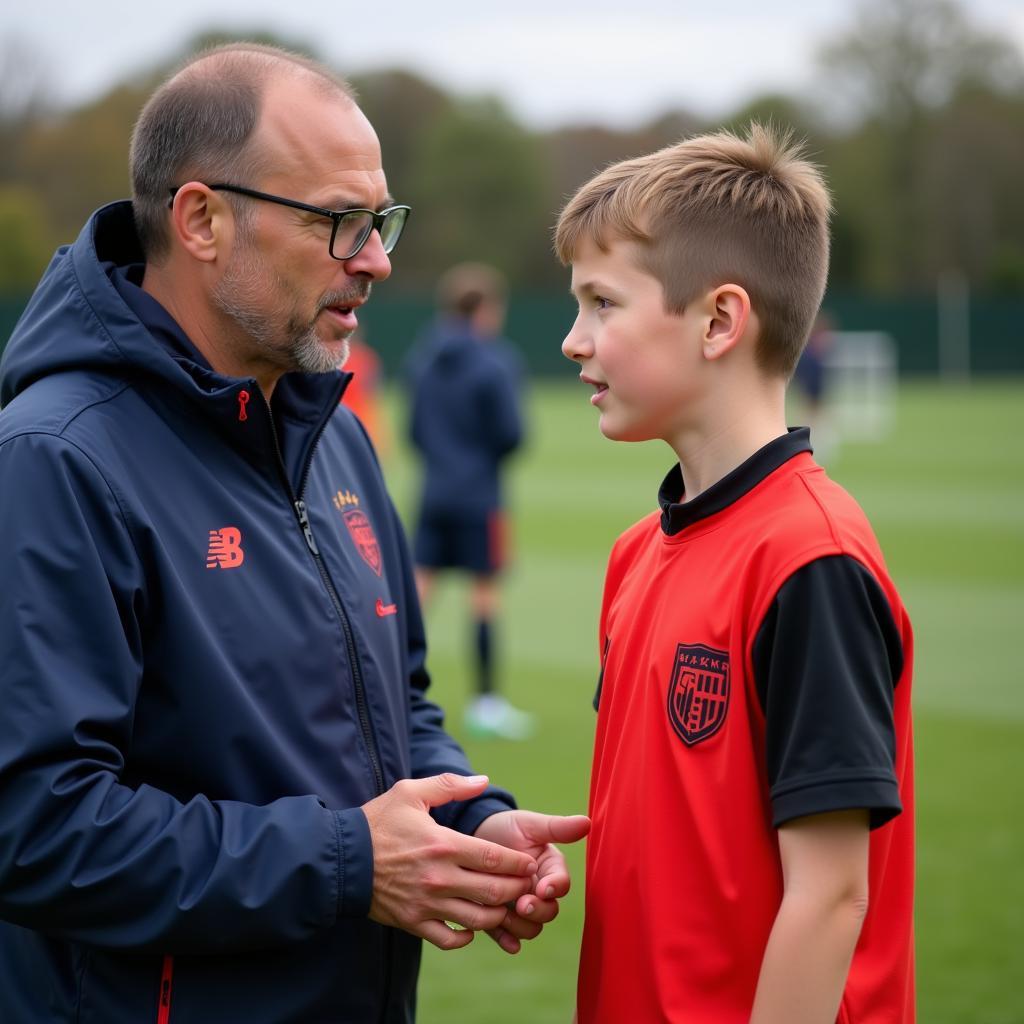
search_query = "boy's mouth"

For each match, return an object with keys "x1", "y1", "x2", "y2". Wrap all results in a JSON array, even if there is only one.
[{"x1": 580, "y1": 373, "x2": 609, "y2": 404}]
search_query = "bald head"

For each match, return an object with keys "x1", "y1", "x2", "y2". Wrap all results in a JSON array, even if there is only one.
[{"x1": 130, "y1": 43, "x2": 356, "y2": 262}]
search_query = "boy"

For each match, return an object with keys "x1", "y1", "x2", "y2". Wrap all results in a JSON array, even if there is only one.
[
  {"x1": 405, "y1": 263, "x2": 533, "y2": 739},
  {"x1": 556, "y1": 124, "x2": 914, "y2": 1023}
]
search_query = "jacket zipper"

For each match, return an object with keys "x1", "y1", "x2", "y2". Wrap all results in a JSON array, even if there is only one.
[
  {"x1": 257, "y1": 386, "x2": 386, "y2": 796},
  {"x1": 156, "y1": 955, "x2": 173, "y2": 1024},
  {"x1": 287, "y1": 393, "x2": 394, "y2": 1022},
  {"x1": 294, "y1": 496, "x2": 385, "y2": 794},
  {"x1": 251, "y1": 385, "x2": 390, "y2": 1021}
]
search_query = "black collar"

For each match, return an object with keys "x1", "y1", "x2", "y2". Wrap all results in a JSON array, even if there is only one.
[{"x1": 658, "y1": 427, "x2": 812, "y2": 535}]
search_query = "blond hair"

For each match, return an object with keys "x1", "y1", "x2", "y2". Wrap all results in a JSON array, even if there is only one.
[{"x1": 554, "y1": 122, "x2": 832, "y2": 376}]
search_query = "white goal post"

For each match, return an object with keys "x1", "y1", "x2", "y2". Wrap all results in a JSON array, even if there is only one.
[{"x1": 824, "y1": 331, "x2": 897, "y2": 441}]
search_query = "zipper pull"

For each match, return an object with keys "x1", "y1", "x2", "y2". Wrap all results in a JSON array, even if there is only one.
[
  {"x1": 237, "y1": 389, "x2": 250, "y2": 422},
  {"x1": 295, "y1": 499, "x2": 320, "y2": 556}
]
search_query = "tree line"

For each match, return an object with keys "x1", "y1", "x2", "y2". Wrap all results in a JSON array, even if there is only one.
[{"x1": 1, "y1": 0, "x2": 1022, "y2": 298}]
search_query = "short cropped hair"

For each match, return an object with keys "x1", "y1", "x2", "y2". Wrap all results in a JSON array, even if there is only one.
[
  {"x1": 437, "y1": 262, "x2": 508, "y2": 319},
  {"x1": 554, "y1": 123, "x2": 832, "y2": 377},
  {"x1": 130, "y1": 43, "x2": 355, "y2": 262}
]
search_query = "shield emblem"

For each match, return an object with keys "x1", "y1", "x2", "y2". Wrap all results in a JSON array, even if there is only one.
[
  {"x1": 343, "y1": 508, "x2": 382, "y2": 577},
  {"x1": 667, "y1": 643, "x2": 730, "y2": 746}
]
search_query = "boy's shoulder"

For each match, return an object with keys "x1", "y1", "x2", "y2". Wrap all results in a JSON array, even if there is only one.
[
  {"x1": 740, "y1": 459, "x2": 891, "y2": 593},
  {"x1": 610, "y1": 507, "x2": 662, "y2": 553},
  {"x1": 607, "y1": 457, "x2": 884, "y2": 573},
  {"x1": 772, "y1": 459, "x2": 879, "y2": 546}
]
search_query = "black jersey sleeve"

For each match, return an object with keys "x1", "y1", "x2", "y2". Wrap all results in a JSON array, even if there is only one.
[{"x1": 752, "y1": 554, "x2": 905, "y2": 830}]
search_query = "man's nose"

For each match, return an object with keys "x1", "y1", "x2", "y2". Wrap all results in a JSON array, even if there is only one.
[{"x1": 343, "y1": 228, "x2": 392, "y2": 281}]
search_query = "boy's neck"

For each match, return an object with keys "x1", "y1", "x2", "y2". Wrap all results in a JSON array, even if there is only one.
[{"x1": 670, "y1": 386, "x2": 788, "y2": 503}]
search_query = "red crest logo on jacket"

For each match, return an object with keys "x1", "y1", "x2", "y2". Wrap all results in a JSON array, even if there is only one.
[{"x1": 333, "y1": 491, "x2": 381, "y2": 577}]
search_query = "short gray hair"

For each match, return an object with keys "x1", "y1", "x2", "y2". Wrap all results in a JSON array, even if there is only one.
[{"x1": 130, "y1": 43, "x2": 355, "y2": 262}]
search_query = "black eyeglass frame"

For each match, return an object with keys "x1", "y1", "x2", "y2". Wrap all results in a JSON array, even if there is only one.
[{"x1": 167, "y1": 183, "x2": 411, "y2": 260}]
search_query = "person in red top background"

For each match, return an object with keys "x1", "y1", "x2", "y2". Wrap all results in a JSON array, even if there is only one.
[
  {"x1": 341, "y1": 331, "x2": 391, "y2": 457},
  {"x1": 555, "y1": 123, "x2": 914, "y2": 1023}
]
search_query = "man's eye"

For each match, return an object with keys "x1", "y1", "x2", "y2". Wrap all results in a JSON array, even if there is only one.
[{"x1": 308, "y1": 216, "x2": 333, "y2": 233}]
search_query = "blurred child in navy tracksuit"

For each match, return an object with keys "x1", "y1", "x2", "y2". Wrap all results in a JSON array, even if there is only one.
[{"x1": 405, "y1": 263, "x2": 531, "y2": 739}]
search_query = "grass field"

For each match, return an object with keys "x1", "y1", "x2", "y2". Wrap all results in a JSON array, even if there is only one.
[{"x1": 378, "y1": 379, "x2": 1024, "y2": 1024}]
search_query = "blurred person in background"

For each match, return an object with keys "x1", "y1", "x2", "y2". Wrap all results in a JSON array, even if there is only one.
[
  {"x1": 0, "y1": 43, "x2": 588, "y2": 1024},
  {"x1": 405, "y1": 263, "x2": 532, "y2": 740},
  {"x1": 793, "y1": 309, "x2": 838, "y2": 462}
]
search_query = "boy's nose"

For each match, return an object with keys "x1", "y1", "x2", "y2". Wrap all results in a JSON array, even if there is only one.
[{"x1": 561, "y1": 317, "x2": 591, "y2": 361}]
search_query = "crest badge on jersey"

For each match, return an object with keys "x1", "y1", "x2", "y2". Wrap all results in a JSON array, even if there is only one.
[
  {"x1": 334, "y1": 489, "x2": 382, "y2": 577},
  {"x1": 667, "y1": 643, "x2": 730, "y2": 746}
]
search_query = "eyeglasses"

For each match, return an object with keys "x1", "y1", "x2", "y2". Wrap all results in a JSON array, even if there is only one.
[{"x1": 167, "y1": 183, "x2": 411, "y2": 260}]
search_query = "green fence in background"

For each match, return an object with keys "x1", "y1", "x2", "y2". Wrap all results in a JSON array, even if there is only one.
[
  {"x1": 354, "y1": 289, "x2": 1024, "y2": 378},
  {"x1": 2, "y1": 289, "x2": 1021, "y2": 379}
]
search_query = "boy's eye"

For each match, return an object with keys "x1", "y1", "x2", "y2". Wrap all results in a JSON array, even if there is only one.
[{"x1": 593, "y1": 295, "x2": 612, "y2": 310}]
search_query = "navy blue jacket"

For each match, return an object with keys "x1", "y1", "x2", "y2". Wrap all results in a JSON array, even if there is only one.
[
  {"x1": 405, "y1": 319, "x2": 524, "y2": 518},
  {"x1": 0, "y1": 202, "x2": 514, "y2": 1023}
]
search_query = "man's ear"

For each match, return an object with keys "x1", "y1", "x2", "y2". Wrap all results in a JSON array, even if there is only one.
[
  {"x1": 168, "y1": 182, "x2": 232, "y2": 264},
  {"x1": 702, "y1": 283, "x2": 751, "y2": 361}
]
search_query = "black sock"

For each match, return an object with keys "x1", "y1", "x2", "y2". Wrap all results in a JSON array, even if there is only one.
[{"x1": 474, "y1": 618, "x2": 494, "y2": 696}]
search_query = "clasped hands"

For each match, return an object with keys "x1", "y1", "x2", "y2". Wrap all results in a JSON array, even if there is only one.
[{"x1": 363, "y1": 773, "x2": 589, "y2": 954}]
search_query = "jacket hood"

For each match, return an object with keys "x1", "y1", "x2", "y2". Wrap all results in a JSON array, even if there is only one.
[
  {"x1": 2, "y1": 202, "x2": 192, "y2": 406},
  {"x1": 0, "y1": 201, "x2": 348, "y2": 421}
]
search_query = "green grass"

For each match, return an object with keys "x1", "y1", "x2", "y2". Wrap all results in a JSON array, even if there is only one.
[{"x1": 378, "y1": 379, "x2": 1024, "y2": 1024}]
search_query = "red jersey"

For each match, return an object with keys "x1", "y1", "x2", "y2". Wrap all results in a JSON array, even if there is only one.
[{"x1": 578, "y1": 430, "x2": 914, "y2": 1023}]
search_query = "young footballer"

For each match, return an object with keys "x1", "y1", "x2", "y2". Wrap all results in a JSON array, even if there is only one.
[{"x1": 556, "y1": 124, "x2": 914, "y2": 1023}]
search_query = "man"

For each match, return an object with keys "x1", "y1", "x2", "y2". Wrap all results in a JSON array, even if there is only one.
[
  {"x1": 406, "y1": 263, "x2": 532, "y2": 739},
  {"x1": 0, "y1": 44, "x2": 587, "y2": 1023}
]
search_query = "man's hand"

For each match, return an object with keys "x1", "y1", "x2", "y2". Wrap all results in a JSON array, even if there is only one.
[
  {"x1": 362, "y1": 774, "x2": 537, "y2": 950},
  {"x1": 473, "y1": 809, "x2": 590, "y2": 954}
]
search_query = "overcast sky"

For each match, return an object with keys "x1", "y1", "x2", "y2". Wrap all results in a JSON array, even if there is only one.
[{"x1": 5, "y1": 0, "x2": 1024, "y2": 128}]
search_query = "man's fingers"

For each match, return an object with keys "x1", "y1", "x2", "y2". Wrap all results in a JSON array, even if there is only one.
[
  {"x1": 434, "y1": 898, "x2": 509, "y2": 933},
  {"x1": 459, "y1": 834, "x2": 536, "y2": 877},
  {"x1": 418, "y1": 919, "x2": 476, "y2": 951},
  {"x1": 402, "y1": 773, "x2": 491, "y2": 810},
  {"x1": 456, "y1": 867, "x2": 533, "y2": 907}
]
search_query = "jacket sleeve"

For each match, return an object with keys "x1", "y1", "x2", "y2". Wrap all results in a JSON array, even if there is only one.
[
  {"x1": 0, "y1": 433, "x2": 365, "y2": 954},
  {"x1": 386, "y1": 496, "x2": 517, "y2": 833}
]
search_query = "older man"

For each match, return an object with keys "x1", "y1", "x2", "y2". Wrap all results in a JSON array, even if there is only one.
[{"x1": 0, "y1": 44, "x2": 586, "y2": 1023}]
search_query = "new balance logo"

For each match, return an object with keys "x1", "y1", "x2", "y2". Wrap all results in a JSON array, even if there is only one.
[{"x1": 206, "y1": 527, "x2": 245, "y2": 569}]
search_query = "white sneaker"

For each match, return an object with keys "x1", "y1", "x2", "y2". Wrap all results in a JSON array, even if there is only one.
[{"x1": 464, "y1": 695, "x2": 535, "y2": 740}]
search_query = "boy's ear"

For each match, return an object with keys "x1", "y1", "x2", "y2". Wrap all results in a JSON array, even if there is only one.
[
  {"x1": 169, "y1": 182, "x2": 233, "y2": 264},
  {"x1": 702, "y1": 283, "x2": 751, "y2": 362}
]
